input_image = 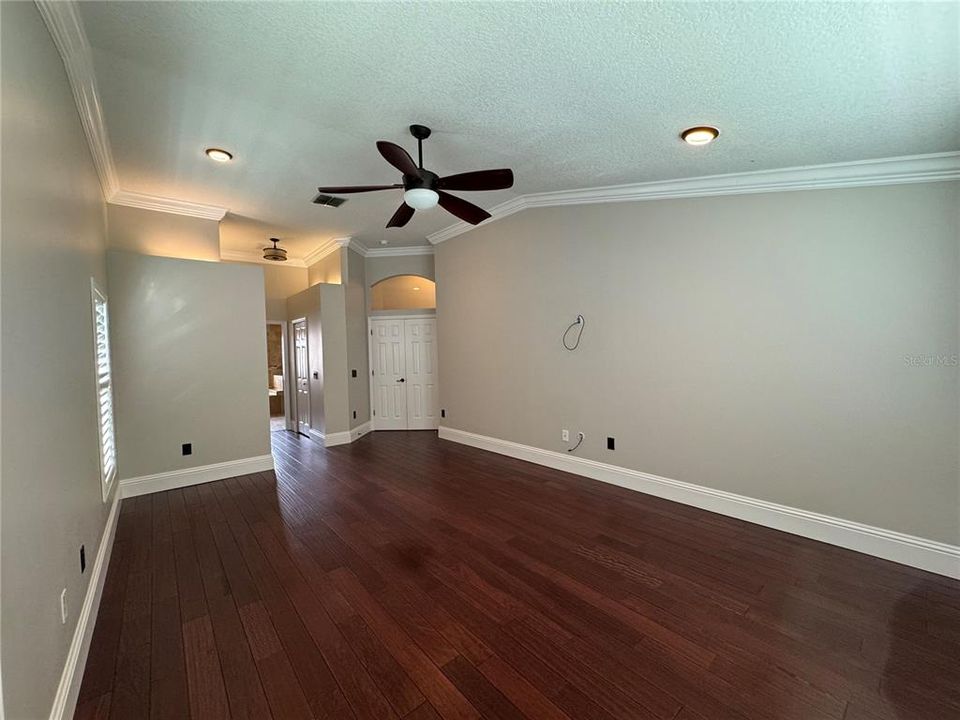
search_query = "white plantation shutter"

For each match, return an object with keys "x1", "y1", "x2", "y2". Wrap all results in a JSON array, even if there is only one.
[{"x1": 91, "y1": 280, "x2": 117, "y2": 497}]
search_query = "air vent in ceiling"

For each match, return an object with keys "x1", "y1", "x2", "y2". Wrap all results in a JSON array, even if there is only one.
[{"x1": 313, "y1": 193, "x2": 348, "y2": 208}]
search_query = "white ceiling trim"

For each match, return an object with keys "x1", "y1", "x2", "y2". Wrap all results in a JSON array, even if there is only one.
[
  {"x1": 363, "y1": 245, "x2": 435, "y2": 258},
  {"x1": 36, "y1": 0, "x2": 119, "y2": 198},
  {"x1": 110, "y1": 190, "x2": 228, "y2": 221},
  {"x1": 427, "y1": 151, "x2": 960, "y2": 244},
  {"x1": 303, "y1": 236, "x2": 352, "y2": 266},
  {"x1": 220, "y1": 250, "x2": 307, "y2": 268},
  {"x1": 37, "y1": 0, "x2": 232, "y2": 222}
]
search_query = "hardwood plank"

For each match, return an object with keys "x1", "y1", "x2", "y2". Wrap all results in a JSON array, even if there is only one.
[{"x1": 77, "y1": 431, "x2": 960, "y2": 720}]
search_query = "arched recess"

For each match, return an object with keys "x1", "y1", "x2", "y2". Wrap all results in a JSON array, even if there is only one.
[{"x1": 370, "y1": 274, "x2": 436, "y2": 311}]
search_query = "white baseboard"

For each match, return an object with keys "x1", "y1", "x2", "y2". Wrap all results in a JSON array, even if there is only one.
[
  {"x1": 438, "y1": 427, "x2": 960, "y2": 580},
  {"x1": 325, "y1": 421, "x2": 372, "y2": 447},
  {"x1": 49, "y1": 491, "x2": 122, "y2": 720},
  {"x1": 119, "y1": 454, "x2": 275, "y2": 498},
  {"x1": 308, "y1": 428, "x2": 325, "y2": 443}
]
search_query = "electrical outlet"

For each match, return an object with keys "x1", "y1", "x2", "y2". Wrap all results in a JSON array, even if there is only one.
[
  {"x1": 441, "y1": 409, "x2": 446, "y2": 418},
  {"x1": 60, "y1": 588, "x2": 68, "y2": 624},
  {"x1": 181, "y1": 443, "x2": 192, "y2": 456},
  {"x1": 607, "y1": 436, "x2": 616, "y2": 450},
  {"x1": 353, "y1": 410, "x2": 357, "y2": 419},
  {"x1": 561, "y1": 429, "x2": 570, "y2": 442}
]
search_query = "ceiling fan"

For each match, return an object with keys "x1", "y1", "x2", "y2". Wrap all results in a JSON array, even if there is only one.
[{"x1": 315, "y1": 124, "x2": 514, "y2": 228}]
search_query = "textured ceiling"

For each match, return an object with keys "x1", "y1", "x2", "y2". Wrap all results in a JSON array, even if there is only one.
[{"x1": 77, "y1": 1, "x2": 959, "y2": 254}]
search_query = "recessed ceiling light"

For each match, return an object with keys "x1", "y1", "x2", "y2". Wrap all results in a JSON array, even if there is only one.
[
  {"x1": 680, "y1": 126, "x2": 719, "y2": 146},
  {"x1": 412, "y1": 286, "x2": 421, "y2": 291},
  {"x1": 205, "y1": 147, "x2": 233, "y2": 162}
]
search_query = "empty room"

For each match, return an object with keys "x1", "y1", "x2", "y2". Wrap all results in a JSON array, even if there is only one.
[{"x1": 1, "y1": 2, "x2": 958, "y2": 719}]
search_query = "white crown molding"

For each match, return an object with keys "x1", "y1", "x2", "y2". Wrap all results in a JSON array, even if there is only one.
[
  {"x1": 439, "y1": 427, "x2": 960, "y2": 579},
  {"x1": 119, "y1": 454, "x2": 275, "y2": 498},
  {"x1": 219, "y1": 250, "x2": 307, "y2": 269},
  {"x1": 49, "y1": 491, "x2": 121, "y2": 720},
  {"x1": 109, "y1": 189, "x2": 228, "y2": 221},
  {"x1": 427, "y1": 152, "x2": 960, "y2": 245},
  {"x1": 364, "y1": 244, "x2": 435, "y2": 258},
  {"x1": 36, "y1": 0, "x2": 119, "y2": 198},
  {"x1": 303, "y1": 236, "x2": 353, "y2": 266},
  {"x1": 38, "y1": 1, "x2": 234, "y2": 223}
]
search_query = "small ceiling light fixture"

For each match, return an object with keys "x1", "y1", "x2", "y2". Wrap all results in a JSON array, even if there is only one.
[
  {"x1": 680, "y1": 126, "x2": 719, "y2": 145},
  {"x1": 205, "y1": 147, "x2": 233, "y2": 162},
  {"x1": 263, "y1": 238, "x2": 287, "y2": 262},
  {"x1": 403, "y1": 187, "x2": 439, "y2": 210},
  {"x1": 412, "y1": 286, "x2": 421, "y2": 291}
]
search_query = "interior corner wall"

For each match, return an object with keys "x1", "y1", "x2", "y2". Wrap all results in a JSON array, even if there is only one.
[
  {"x1": 1, "y1": 3, "x2": 114, "y2": 717},
  {"x1": 344, "y1": 249, "x2": 371, "y2": 427},
  {"x1": 320, "y1": 285, "x2": 351, "y2": 434},
  {"x1": 308, "y1": 249, "x2": 342, "y2": 286},
  {"x1": 108, "y1": 251, "x2": 271, "y2": 479},
  {"x1": 259, "y1": 263, "x2": 308, "y2": 322},
  {"x1": 106, "y1": 203, "x2": 221, "y2": 261},
  {"x1": 436, "y1": 182, "x2": 960, "y2": 545}
]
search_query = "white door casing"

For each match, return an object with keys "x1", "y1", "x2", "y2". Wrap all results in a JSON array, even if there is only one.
[
  {"x1": 293, "y1": 319, "x2": 310, "y2": 436},
  {"x1": 369, "y1": 316, "x2": 439, "y2": 430}
]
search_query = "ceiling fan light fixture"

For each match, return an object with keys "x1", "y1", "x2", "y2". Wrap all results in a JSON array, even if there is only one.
[
  {"x1": 680, "y1": 126, "x2": 719, "y2": 145},
  {"x1": 403, "y1": 187, "x2": 439, "y2": 210},
  {"x1": 263, "y1": 238, "x2": 288, "y2": 262},
  {"x1": 205, "y1": 147, "x2": 234, "y2": 162}
]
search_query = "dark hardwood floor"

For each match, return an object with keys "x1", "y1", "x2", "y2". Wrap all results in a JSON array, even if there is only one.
[{"x1": 76, "y1": 431, "x2": 960, "y2": 720}]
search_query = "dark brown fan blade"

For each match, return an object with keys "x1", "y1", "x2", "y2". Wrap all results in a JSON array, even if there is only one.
[
  {"x1": 386, "y1": 202, "x2": 415, "y2": 228},
  {"x1": 376, "y1": 141, "x2": 420, "y2": 177},
  {"x1": 438, "y1": 168, "x2": 514, "y2": 191},
  {"x1": 315, "y1": 184, "x2": 401, "y2": 195},
  {"x1": 436, "y1": 191, "x2": 491, "y2": 225}
]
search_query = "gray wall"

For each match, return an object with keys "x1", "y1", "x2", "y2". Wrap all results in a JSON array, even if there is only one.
[
  {"x1": 108, "y1": 252, "x2": 271, "y2": 479},
  {"x1": 106, "y1": 203, "x2": 220, "y2": 261},
  {"x1": 286, "y1": 283, "x2": 354, "y2": 435},
  {"x1": 1, "y1": 4, "x2": 113, "y2": 717},
  {"x1": 345, "y1": 249, "x2": 370, "y2": 428},
  {"x1": 436, "y1": 183, "x2": 960, "y2": 545},
  {"x1": 365, "y1": 253, "x2": 435, "y2": 286}
]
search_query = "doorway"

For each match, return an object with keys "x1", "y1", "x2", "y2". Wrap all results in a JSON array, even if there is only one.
[
  {"x1": 292, "y1": 318, "x2": 311, "y2": 436},
  {"x1": 266, "y1": 322, "x2": 287, "y2": 432},
  {"x1": 369, "y1": 316, "x2": 439, "y2": 430}
]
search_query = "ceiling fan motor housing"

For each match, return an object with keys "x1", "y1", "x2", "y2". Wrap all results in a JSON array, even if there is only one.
[{"x1": 403, "y1": 169, "x2": 439, "y2": 191}]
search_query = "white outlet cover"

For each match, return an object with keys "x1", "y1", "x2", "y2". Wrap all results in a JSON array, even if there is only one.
[
  {"x1": 60, "y1": 588, "x2": 68, "y2": 624},
  {"x1": 561, "y1": 429, "x2": 569, "y2": 442}
]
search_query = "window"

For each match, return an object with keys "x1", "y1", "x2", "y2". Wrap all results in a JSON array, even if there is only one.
[{"x1": 91, "y1": 279, "x2": 117, "y2": 500}]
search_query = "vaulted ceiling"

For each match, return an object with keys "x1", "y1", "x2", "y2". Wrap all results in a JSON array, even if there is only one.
[{"x1": 76, "y1": 1, "x2": 959, "y2": 256}]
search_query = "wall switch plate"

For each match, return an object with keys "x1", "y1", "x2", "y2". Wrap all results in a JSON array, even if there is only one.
[
  {"x1": 351, "y1": 369, "x2": 357, "y2": 378},
  {"x1": 182, "y1": 443, "x2": 192, "y2": 456},
  {"x1": 561, "y1": 429, "x2": 570, "y2": 442},
  {"x1": 607, "y1": 436, "x2": 615, "y2": 450},
  {"x1": 441, "y1": 409, "x2": 446, "y2": 418},
  {"x1": 80, "y1": 545, "x2": 86, "y2": 573},
  {"x1": 353, "y1": 410, "x2": 357, "y2": 419},
  {"x1": 60, "y1": 588, "x2": 68, "y2": 624}
]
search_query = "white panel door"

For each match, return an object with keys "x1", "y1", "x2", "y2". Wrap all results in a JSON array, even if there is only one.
[
  {"x1": 371, "y1": 319, "x2": 407, "y2": 430},
  {"x1": 403, "y1": 318, "x2": 440, "y2": 429},
  {"x1": 293, "y1": 319, "x2": 311, "y2": 436}
]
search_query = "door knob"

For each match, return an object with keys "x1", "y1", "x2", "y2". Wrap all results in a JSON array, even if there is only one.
[{"x1": 397, "y1": 378, "x2": 405, "y2": 382}]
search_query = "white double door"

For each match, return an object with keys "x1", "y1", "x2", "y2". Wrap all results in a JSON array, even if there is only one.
[{"x1": 370, "y1": 317, "x2": 439, "y2": 430}]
